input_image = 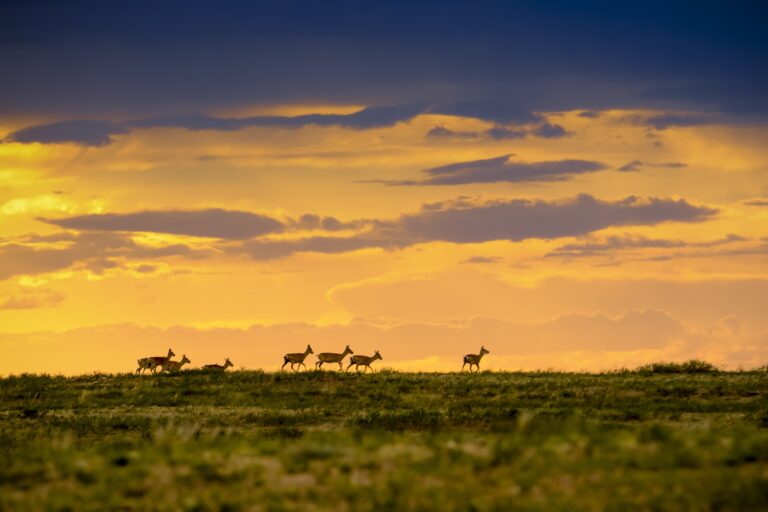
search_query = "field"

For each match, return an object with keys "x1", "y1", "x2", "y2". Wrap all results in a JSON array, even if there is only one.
[{"x1": 1, "y1": 368, "x2": 768, "y2": 511}]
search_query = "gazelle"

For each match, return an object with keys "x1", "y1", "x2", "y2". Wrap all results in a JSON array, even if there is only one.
[
  {"x1": 315, "y1": 345, "x2": 353, "y2": 371},
  {"x1": 346, "y1": 350, "x2": 383, "y2": 373},
  {"x1": 136, "y1": 348, "x2": 175, "y2": 374},
  {"x1": 163, "y1": 354, "x2": 191, "y2": 373},
  {"x1": 462, "y1": 346, "x2": 489, "y2": 372},
  {"x1": 281, "y1": 345, "x2": 313, "y2": 372},
  {"x1": 202, "y1": 358, "x2": 234, "y2": 372}
]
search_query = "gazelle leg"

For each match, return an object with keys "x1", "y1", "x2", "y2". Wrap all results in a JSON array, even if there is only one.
[
  {"x1": 281, "y1": 360, "x2": 289, "y2": 371},
  {"x1": 461, "y1": 362, "x2": 467, "y2": 372},
  {"x1": 338, "y1": 362, "x2": 343, "y2": 371}
]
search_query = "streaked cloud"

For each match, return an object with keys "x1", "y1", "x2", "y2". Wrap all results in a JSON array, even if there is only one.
[
  {"x1": 4, "y1": 120, "x2": 129, "y2": 147},
  {"x1": 40, "y1": 209, "x2": 284, "y2": 239},
  {"x1": 618, "y1": 161, "x2": 688, "y2": 172},
  {"x1": 547, "y1": 233, "x2": 746, "y2": 258},
  {"x1": 373, "y1": 155, "x2": 607, "y2": 186},
  {"x1": 0, "y1": 289, "x2": 66, "y2": 310}
]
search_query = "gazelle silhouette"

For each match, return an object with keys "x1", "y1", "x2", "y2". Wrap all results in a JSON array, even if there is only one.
[
  {"x1": 202, "y1": 358, "x2": 233, "y2": 372},
  {"x1": 316, "y1": 345, "x2": 353, "y2": 370},
  {"x1": 136, "y1": 348, "x2": 175, "y2": 374},
  {"x1": 462, "y1": 346, "x2": 489, "y2": 372},
  {"x1": 282, "y1": 345, "x2": 313, "y2": 371},
  {"x1": 163, "y1": 354, "x2": 191, "y2": 373},
  {"x1": 346, "y1": 350, "x2": 383, "y2": 373}
]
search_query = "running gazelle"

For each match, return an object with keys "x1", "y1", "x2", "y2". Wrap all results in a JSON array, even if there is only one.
[
  {"x1": 282, "y1": 345, "x2": 313, "y2": 371},
  {"x1": 346, "y1": 350, "x2": 383, "y2": 372},
  {"x1": 462, "y1": 346, "x2": 489, "y2": 372},
  {"x1": 315, "y1": 345, "x2": 353, "y2": 370}
]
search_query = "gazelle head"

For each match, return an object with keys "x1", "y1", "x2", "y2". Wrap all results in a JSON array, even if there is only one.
[
  {"x1": 373, "y1": 350, "x2": 383, "y2": 361},
  {"x1": 180, "y1": 354, "x2": 191, "y2": 364},
  {"x1": 224, "y1": 358, "x2": 233, "y2": 368},
  {"x1": 306, "y1": 345, "x2": 314, "y2": 354},
  {"x1": 480, "y1": 346, "x2": 489, "y2": 356},
  {"x1": 168, "y1": 348, "x2": 176, "y2": 358},
  {"x1": 344, "y1": 345, "x2": 353, "y2": 355}
]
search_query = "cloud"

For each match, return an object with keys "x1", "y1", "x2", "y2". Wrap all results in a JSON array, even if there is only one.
[
  {"x1": 394, "y1": 195, "x2": 715, "y2": 244},
  {"x1": 0, "y1": 290, "x2": 66, "y2": 310},
  {"x1": 9, "y1": 102, "x2": 574, "y2": 147},
  {"x1": 485, "y1": 126, "x2": 527, "y2": 140},
  {"x1": 643, "y1": 114, "x2": 715, "y2": 130},
  {"x1": 291, "y1": 214, "x2": 368, "y2": 232},
  {"x1": 426, "y1": 126, "x2": 478, "y2": 139},
  {"x1": 428, "y1": 101, "x2": 541, "y2": 125},
  {"x1": 126, "y1": 102, "x2": 431, "y2": 131},
  {"x1": 744, "y1": 198, "x2": 768, "y2": 206},
  {"x1": 4, "y1": 104, "x2": 431, "y2": 146},
  {"x1": 3, "y1": 120, "x2": 129, "y2": 146},
  {"x1": 462, "y1": 256, "x2": 500, "y2": 264},
  {"x1": 2, "y1": 3, "x2": 766, "y2": 124},
  {"x1": 428, "y1": 120, "x2": 571, "y2": 142},
  {"x1": 547, "y1": 233, "x2": 746, "y2": 258},
  {"x1": 0, "y1": 232, "x2": 205, "y2": 281},
  {"x1": 27, "y1": 195, "x2": 717, "y2": 263},
  {"x1": 375, "y1": 154, "x2": 607, "y2": 186},
  {"x1": 40, "y1": 209, "x2": 284, "y2": 239},
  {"x1": 230, "y1": 194, "x2": 716, "y2": 259},
  {"x1": 530, "y1": 122, "x2": 570, "y2": 138},
  {"x1": 618, "y1": 160, "x2": 688, "y2": 172}
]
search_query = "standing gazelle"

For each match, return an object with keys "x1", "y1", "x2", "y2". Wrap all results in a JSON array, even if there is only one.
[
  {"x1": 202, "y1": 358, "x2": 233, "y2": 372},
  {"x1": 316, "y1": 345, "x2": 353, "y2": 371},
  {"x1": 163, "y1": 354, "x2": 191, "y2": 373},
  {"x1": 282, "y1": 345, "x2": 313, "y2": 371},
  {"x1": 136, "y1": 348, "x2": 175, "y2": 374},
  {"x1": 346, "y1": 350, "x2": 383, "y2": 373},
  {"x1": 462, "y1": 346, "x2": 489, "y2": 372}
]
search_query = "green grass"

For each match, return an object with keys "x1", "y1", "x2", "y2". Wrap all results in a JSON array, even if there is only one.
[{"x1": 1, "y1": 369, "x2": 767, "y2": 511}]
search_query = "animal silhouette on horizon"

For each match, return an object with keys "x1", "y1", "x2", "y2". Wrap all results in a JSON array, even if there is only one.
[
  {"x1": 316, "y1": 345, "x2": 354, "y2": 371},
  {"x1": 163, "y1": 354, "x2": 191, "y2": 373},
  {"x1": 346, "y1": 350, "x2": 383, "y2": 372},
  {"x1": 202, "y1": 358, "x2": 234, "y2": 372},
  {"x1": 136, "y1": 348, "x2": 175, "y2": 374},
  {"x1": 282, "y1": 345, "x2": 314, "y2": 371},
  {"x1": 462, "y1": 346, "x2": 489, "y2": 372}
]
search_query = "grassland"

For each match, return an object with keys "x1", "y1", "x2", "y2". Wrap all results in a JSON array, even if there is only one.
[{"x1": 1, "y1": 368, "x2": 767, "y2": 511}]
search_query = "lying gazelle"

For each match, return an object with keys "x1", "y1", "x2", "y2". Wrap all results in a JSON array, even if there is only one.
[
  {"x1": 281, "y1": 345, "x2": 313, "y2": 372},
  {"x1": 163, "y1": 354, "x2": 191, "y2": 373},
  {"x1": 136, "y1": 348, "x2": 175, "y2": 374},
  {"x1": 346, "y1": 350, "x2": 383, "y2": 373},
  {"x1": 462, "y1": 346, "x2": 489, "y2": 372},
  {"x1": 315, "y1": 345, "x2": 353, "y2": 371},
  {"x1": 202, "y1": 358, "x2": 234, "y2": 372}
]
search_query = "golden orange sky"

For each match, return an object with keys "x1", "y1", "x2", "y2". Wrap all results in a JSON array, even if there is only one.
[{"x1": 2, "y1": 106, "x2": 767, "y2": 374}]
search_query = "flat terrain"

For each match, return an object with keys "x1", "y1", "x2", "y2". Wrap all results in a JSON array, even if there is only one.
[{"x1": 1, "y1": 369, "x2": 767, "y2": 511}]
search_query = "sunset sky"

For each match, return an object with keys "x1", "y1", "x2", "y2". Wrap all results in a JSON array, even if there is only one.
[{"x1": 1, "y1": 1, "x2": 767, "y2": 374}]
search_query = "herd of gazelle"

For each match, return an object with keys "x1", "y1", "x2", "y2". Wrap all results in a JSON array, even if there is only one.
[
  {"x1": 136, "y1": 349, "x2": 232, "y2": 374},
  {"x1": 136, "y1": 345, "x2": 490, "y2": 374}
]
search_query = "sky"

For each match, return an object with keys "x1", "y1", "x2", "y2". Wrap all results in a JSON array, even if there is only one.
[{"x1": 1, "y1": 0, "x2": 767, "y2": 374}]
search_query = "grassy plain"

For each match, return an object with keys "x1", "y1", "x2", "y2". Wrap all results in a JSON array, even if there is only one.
[{"x1": 1, "y1": 367, "x2": 767, "y2": 511}]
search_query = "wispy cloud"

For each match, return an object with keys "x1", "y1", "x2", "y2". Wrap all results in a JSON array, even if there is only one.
[{"x1": 371, "y1": 155, "x2": 607, "y2": 186}]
